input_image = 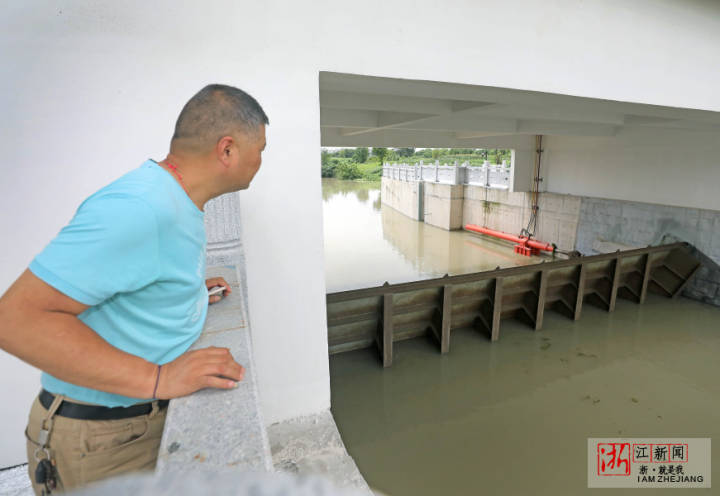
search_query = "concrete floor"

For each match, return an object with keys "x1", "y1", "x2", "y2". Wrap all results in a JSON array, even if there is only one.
[
  {"x1": 330, "y1": 294, "x2": 720, "y2": 495},
  {"x1": 0, "y1": 465, "x2": 31, "y2": 496}
]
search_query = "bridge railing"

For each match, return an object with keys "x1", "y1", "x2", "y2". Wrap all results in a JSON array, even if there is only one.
[{"x1": 382, "y1": 161, "x2": 511, "y2": 189}]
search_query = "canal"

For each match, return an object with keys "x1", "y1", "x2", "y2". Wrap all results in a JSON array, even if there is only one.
[
  {"x1": 324, "y1": 179, "x2": 720, "y2": 495},
  {"x1": 322, "y1": 178, "x2": 538, "y2": 293}
]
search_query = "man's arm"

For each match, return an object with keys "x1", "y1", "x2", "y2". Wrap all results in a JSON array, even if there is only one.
[{"x1": 0, "y1": 270, "x2": 244, "y2": 399}]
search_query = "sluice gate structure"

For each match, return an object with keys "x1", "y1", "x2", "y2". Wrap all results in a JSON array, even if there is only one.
[{"x1": 326, "y1": 242, "x2": 701, "y2": 367}]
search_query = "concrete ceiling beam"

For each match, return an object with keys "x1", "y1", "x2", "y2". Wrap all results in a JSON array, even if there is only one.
[
  {"x1": 320, "y1": 108, "x2": 379, "y2": 128},
  {"x1": 516, "y1": 119, "x2": 618, "y2": 137},
  {"x1": 331, "y1": 102, "x2": 495, "y2": 137},
  {"x1": 320, "y1": 90, "x2": 454, "y2": 114},
  {"x1": 320, "y1": 126, "x2": 532, "y2": 149},
  {"x1": 319, "y1": 72, "x2": 720, "y2": 127}
]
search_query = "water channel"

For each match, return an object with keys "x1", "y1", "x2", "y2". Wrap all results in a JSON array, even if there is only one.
[
  {"x1": 322, "y1": 178, "x2": 538, "y2": 293},
  {"x1": 324, "y1": 179, "x2": 720, "y2": 495}
]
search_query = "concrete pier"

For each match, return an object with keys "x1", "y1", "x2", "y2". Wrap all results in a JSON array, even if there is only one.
[{"x1": 381, "y1": 174, "x2": 580, "y2": 251}]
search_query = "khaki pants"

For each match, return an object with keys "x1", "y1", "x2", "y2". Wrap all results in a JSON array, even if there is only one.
[{"x1": 25, "y1": 394, "x2": 166, "y2": 495}]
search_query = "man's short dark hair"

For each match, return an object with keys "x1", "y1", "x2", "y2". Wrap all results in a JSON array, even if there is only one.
[{"x1": 172, "y1": 84, "x2": 269, "y2": 150}]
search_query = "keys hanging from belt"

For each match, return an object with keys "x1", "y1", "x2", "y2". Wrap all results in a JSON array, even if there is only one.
[
  {"x1": 34, "y1": 432, "x2": 58, "y2": 493},
  {"x1": 33, "y1": 393, "x2": 65, "y2": 494},
  {"x1": 35, "y1": 455, "x2": 56, "y2": 492}
]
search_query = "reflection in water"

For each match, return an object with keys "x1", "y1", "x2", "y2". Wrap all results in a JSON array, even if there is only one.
[
  {"x1": 355, "y1": 187, "x2": 369, "y2": 203},
  {"x1": 321, "y1": 178, "x2": 380, "y2": 202},
  {"x1": 323, "y1": 178, "x2": 539, "y2": 293}
]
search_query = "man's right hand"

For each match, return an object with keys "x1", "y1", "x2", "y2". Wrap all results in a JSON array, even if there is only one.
[
  {"x1": 0, "y1": 269, "x2": 246, "y2": 400},
  {"x1": 154, "y1": 346, "x2": 245, "y2": 399}
]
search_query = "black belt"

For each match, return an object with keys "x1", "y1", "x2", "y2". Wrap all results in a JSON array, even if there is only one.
[{"x1": 39, "y1": 390, "x2": 169, "y2": 421}]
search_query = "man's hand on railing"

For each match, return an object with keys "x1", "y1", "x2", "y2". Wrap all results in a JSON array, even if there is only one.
[
  {"x1": 206, "y1": 277, "x2": 232, "y2": 304},
  {"x1": 154, "y1": 346, "x2": 245, "y2": 399}
]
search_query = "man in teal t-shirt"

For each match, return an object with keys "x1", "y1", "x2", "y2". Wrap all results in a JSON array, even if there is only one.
[{"x1": 0, "y1": 84, "x2": 268, "y2": 494}]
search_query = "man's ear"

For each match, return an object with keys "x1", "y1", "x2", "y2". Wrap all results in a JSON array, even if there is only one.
[{"x1": 216, "y1": 136, "x2": 235, "y2": 167}]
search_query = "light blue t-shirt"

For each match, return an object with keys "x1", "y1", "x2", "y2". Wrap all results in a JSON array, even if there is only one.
[{"x1": 29, "y1": 160, "x2": 208, "y2": 407}]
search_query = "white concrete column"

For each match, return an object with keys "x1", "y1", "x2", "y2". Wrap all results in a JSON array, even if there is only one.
[{"x1": 510, "y1": 149, "x2": 535, "y2": 192}]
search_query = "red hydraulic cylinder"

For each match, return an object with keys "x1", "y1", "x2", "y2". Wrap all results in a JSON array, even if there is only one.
[{"x1": 464, "y1": 224, "x2": 555, "y2": 256}]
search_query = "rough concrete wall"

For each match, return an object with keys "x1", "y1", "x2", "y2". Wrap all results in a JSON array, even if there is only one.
[
  {"x1": 462, "y1": 186, "x2": 580, "y2": 252},
  {"x1": 576, "y1": 197, "x2": 720, "y2": 306},
  {"x1": 534, "y1": 194, "x2": 581, "y2": 253},
  {"x1": 463, "y1": 186, "x2": 526, "y2": 235},
  {"x1": 423, "y1": 182, "x2": 464, "y2": 230},
  {"x1": 382, "y1": 180, "x2": 581, "y2": 250},
  {"x1": 381, "y1": 177, "x2": 420, "y2": 221}
]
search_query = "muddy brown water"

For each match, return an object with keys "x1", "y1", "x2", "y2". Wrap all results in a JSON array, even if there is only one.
[
  {"x1": 323, "y1": 180, "x2": 720, "y2": 495},
  {"x1": 322, "y1": 178, "x2": 539, "y2": 293},
  {"x1": 330, "y1": 295, "x2": 720, "y2": 495}
]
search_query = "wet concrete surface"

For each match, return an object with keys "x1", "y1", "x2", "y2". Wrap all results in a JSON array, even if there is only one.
[{"x1": 330, "y1": 294, "x2": 720, "y2": 495}]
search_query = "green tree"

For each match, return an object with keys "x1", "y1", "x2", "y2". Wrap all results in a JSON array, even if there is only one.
[
  {"x1": 372, "y1": 147, "x2": 389, "y2": 164},
  {"x1": 395, "y1": 147, "x2": 415, "y2": 157},
  {"x1": 336, "y1": 162, "x2": 362, "y2": 180},
  {"x1": 321, "y1": 149, "x2": 330, "y2": 166},
  {"x1": 431, "y1": 148, "x2": 442, "y2": 160},
  {"x1": 339, "y1": 148, "x2": 355, "y2": 159},
  {"x1": 321, "y1": 162, "x2": 336, "y2": 177},
  {"x1": 353, "y1": 147, "x2": 369, "y2": 163}
]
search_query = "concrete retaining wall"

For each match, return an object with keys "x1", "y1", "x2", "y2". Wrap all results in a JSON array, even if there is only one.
[
  {"x1": 423, "y1": 182, "x2": 464, "y2": 230},
  {"x1": 576, "y1": 197, "x2": 720, "y2": 306},
  {"x1": 462, "y1": 186, "x2": 580, "y2": 252},
  {"x1": 463, "y1": 186, "x2": 526, "y2": 235},
  {"x1": 381, "y1": 177, "x2": 720, "y2": 307},
  {"x1": 383, "y1": 177, "x2": 580, "y2": 251},
  {"x1": 381, "y1": 177, "x2": 421, "y2": 221}
]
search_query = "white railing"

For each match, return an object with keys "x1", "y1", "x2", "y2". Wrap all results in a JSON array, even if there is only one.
[{"x1": 382, "y1": 160, "x2": 511, "y2": 189}]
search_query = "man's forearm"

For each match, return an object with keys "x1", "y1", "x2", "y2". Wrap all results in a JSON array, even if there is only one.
[
  {"x1": 0, "y1": 269, "x2": 244, "y2": 401},
  {"x1": 0, "y1": 306, "x2": 156, "y2": 399}
]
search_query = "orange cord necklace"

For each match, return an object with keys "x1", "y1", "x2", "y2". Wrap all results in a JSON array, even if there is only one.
[{"x1": 163, "y1": 162, "x2": 190, "y2": 196}]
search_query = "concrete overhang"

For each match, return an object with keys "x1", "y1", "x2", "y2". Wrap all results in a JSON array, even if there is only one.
[{"x1": 319, "y1": 72, "x2": 720, "y2": 148}]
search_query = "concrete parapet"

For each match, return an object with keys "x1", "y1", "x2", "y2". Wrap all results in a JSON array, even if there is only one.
[
  {"x1": 383, "y1": 162, "x2": 511, "y2": 189},
  {"x1": 156, "y1": 264, "x2": 273, "y2": 474},
  {"x1": 0, "y1": 261, "x2": 373, "y2": 494},
  {"x1": 268, "y1": 410, "x2": 373, "y2": 494},
  {"x1": 204, "y1": 192, "x2": 244, "y2": 267}
]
